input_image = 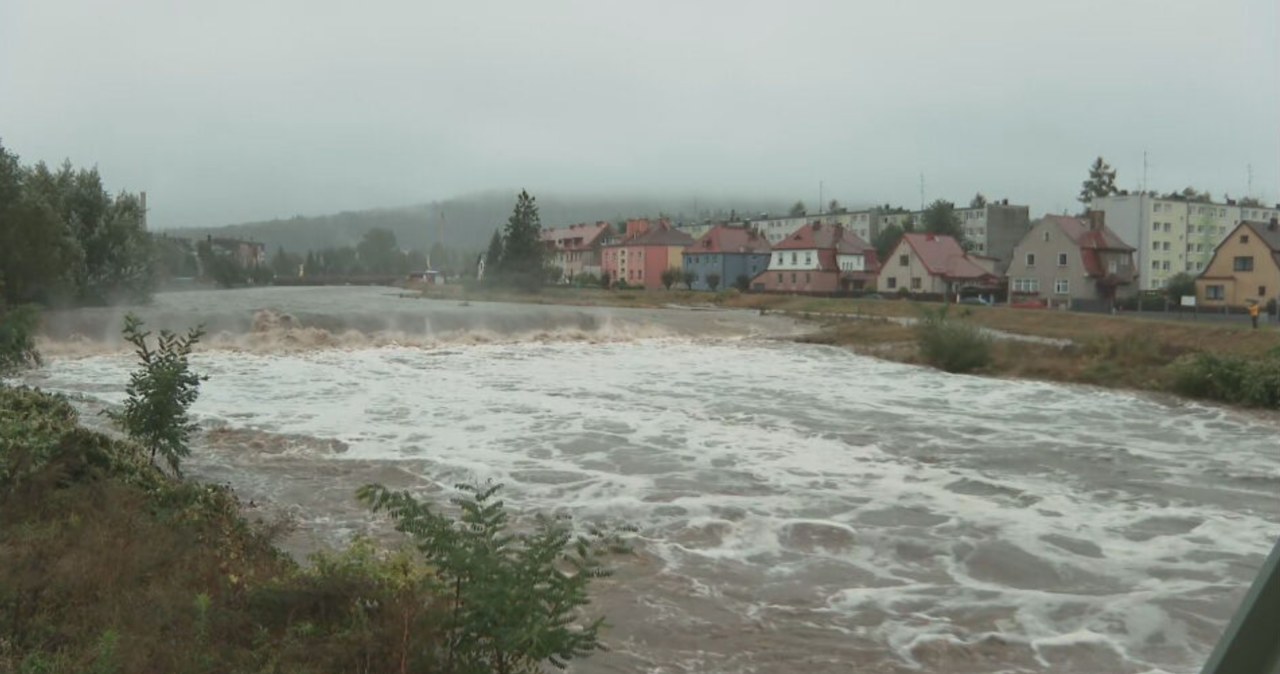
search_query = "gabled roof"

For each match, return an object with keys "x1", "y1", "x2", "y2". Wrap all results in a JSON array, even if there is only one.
[
  {"x1": 626, "y1": 225, "x2": 694, "y2": 247},
  {"x1": 685, "y1": 225, "x2": 771, "y2": 255},
  {"x1": 1205, "y1": 220, "x2": 1280, "y2": 275},
  {"x1": 540, "y1": 222, "x2": 611, "y2": 250},
  {"x1": 900, "y1": 233, "x2": 994, "y2": 281},
  {"x1": 1042, "y1": 215, "x2": 1134, "y2": 252},
  {"x1": 774, "y1": 222, "x2": 874, "y2": 254}
]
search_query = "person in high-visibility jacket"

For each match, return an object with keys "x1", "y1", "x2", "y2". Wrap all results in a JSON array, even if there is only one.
[{"x1": 1248, "y1": 302, "x2": 1260, "y2": 329}]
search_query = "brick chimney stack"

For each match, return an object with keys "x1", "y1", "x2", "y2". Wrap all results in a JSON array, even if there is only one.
[{"x1": 1087, "y1": 209, "x2": 1105, "y2": 231}]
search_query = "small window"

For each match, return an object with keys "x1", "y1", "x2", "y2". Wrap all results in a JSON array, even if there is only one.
[
  {"x1": 1054, "y1": 279, "x2": 1069, "y2": 294},
  {"x1": 910, "y1": 277, "x2": 922, "y2": 289},
  {"x1": 1152, "y1": 222, "x2": 1159, "y2": 231},
  {"x1": 790, "y1": 272, "x2": 796, "y2": 283},
  {"x1": 1151, "y1": 261, "x2": 1160, "y2": 271},
  {"x1": 1260, "y1": 286, "x2": 1267, "y2": 297},
  {"x1": 1163, "y1": 223, "x2": 1172, "y2": 232},
  {"x1": 1162, "y1": 261, "x2": 1171, "y2": 271},
  {"x1": 805, "y1": 273, "x2": 811, "y2": 283},
  {"x1": 1152, "y1": 242, "x2": 1160, "y2": 251},
  {"x1": 887, "y1": 277, "x2": 897, "y2": 289},
  {"x1": 804, "y1": 254, "x2": 812, "y2": 266},
  {"x1": 1026, "y1": 253, "x2": 1036, "y2": 266},
  {"x1": 1234, "y1": 256, "x2": 1255, "y2": 272},
  {"x1": 899, "y1": 254, "x2": 909, "y2": 266},
  {"x1": 1057, "y1": 253, "x2": 1068, "y2": 266},
  {"x1": 791, "y1": 252, "x2": 797, "y2": 264},
  {"x1": 1241, "y1": 235, "x2": 1250, "y2": 244},
  {"x1": 1162, "y1": 242, "x2": 1170, "y2": 251},
  {"x1": 1042, "y1": 230, "x2": 1050, "y2": 242},
  {"x1": 1206, "y1": 285, "x2": 1225, "y2": 300},
  {"x1": 777, "y1": 273, "x2": 783, "y2": 283}
]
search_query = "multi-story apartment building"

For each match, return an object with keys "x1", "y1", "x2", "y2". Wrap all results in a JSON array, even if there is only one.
[
  {"x1": 1088, "y1": 195, "x2": 1280, "y2": 291},
  {"x1": 734, "y1": 207, "x2": 913, "y2": 246},
  {"x1": 939, "y1": 201, "x2": 1030, "y2": 271}
]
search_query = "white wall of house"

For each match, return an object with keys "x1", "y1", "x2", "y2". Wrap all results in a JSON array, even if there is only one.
[
  {"x1": 836, "y1": 254, "x2": 866, "y2": 272},
  {"x1": 768, "y1": 249, "x2": 821, "y2": 270}
]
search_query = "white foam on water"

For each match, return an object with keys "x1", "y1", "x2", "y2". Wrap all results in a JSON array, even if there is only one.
[{"x1": 28, "y1": 338, "x2": 1280, "y2": 674}]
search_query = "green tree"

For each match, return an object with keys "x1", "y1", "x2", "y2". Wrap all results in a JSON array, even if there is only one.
[
  {"x1": 358, "y1": 482, "x2": 616, "y2": 674},
  {"x1": 921, "y1": 200, "x2": 966, "y2": 245},
  {"x1": 1165, "y1": 272, "x2": 1197, "y2": 302},
  {"x1": 734, "y1": 274, "x2": 751, "y2": 292},
  {"x1": 970, "y1": 192, "x2": 988, "y2": 208},
  {"x1": 106, "y1": 315, "x2": 206, "y2": 476},
  {"x1": 828, "y1": 199, "x2": 843, "y2": 214},
  {"x1": 873, "y1": 223, "x2": 906, "y2": 261},
  {"x1": 0, "y1": 302, "x2": 40, "y2": 376},
  {"x1": 705, "y1": 273, "x2": 721, "y2": 291},
  {"x1": 789, "y1": 201, "x2": 806, "y2": 217},
  {"x1": 303, "y1": 250, "x2": 317, "y2": 277},
  {"x1": 356, "y1": 228, "x2": 403, "y2": 275},
  {"x1": 497, "y1": 190, "x2": 544, "y2": 285},
  {"x1": 681, "y1": 270, "x2": 696, "y2": 290},
  {"x1": 1079, "y1": 156, "x2": 1118, "y2": 205},
  {"x1": 660, "y1": 268, "x2": 679, "y2": 290},
  {"x1": 270, "y1": 247, "x2": 301, "y2": 278}
]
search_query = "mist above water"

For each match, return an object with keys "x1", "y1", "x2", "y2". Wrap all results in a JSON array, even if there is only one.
[{"x1": 24, "y1": 287, "x2": 1280, "y2": 674}]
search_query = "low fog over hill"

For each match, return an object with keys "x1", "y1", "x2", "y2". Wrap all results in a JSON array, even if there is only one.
[{"x1": 166, "y1": 192, "x2": 796, "y2": 254}]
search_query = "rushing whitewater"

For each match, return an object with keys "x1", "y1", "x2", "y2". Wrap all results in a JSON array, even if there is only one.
[{"x1": 24, "y1": 287, "x2": 1280, "y2": 674}]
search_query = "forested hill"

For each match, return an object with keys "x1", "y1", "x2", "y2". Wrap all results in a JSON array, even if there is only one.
[{"x1": 165, "y1": 192, "x2": 791, "y2": 254}]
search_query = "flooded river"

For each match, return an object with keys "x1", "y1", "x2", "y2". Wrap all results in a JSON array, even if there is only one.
[{"x1": 22, "y1": 287, "x2": 1280, "y2": 674}]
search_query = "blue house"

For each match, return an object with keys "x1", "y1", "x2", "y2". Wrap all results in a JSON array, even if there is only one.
[{"x1": 682, "y1": 225, "x2": 772, "y2": 291}]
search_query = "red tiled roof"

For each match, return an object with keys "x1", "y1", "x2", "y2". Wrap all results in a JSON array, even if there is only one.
[
  {"x1": 625, "y1": 224, "x2": 694, "y2": 247},
  {"x1": 774, "y1": 222, "x2": 874, "y2": 255},
  {"x1": 901, "y1": 233, "x2": 994, "y2": 281},
  {"x1": 688, "y1": 225, "x2": 771, "y2": 255},
  {"x1": 540, "y1": 222, "x2": 611, "y2": 251}
]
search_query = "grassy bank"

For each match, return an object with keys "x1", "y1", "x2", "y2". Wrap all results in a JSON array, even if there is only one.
[
  {"x1": 421, "y1": 284, "x2": 1280, "y2": 407},
  {"x1": 0, "y1": 384, "x2": 616, "y2": 673}
]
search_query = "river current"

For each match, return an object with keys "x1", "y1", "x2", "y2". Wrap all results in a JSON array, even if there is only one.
[{"x1": 21, "y1": 287, "x2": 1280, "y2": 673}]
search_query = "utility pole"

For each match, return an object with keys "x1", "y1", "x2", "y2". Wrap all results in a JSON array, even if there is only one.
[
  {"x1": 1142, "y1": 151, "x2": 1148, "y2": 194},
  {"x1": 818, "y1": 181, "x2": 823, "y2": 216},
  {"x1": 1248, "y1": 164, "x2": 1254, "y2": 198},
  {"x1": 919, "y1": 173, "x2": 925, "y2": 211}
]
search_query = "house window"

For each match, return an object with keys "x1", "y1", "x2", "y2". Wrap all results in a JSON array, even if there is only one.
[
  {"x1": 1162, "y1": 261, "x2": 1171, "y2": 271},
  {"x1": 1260, "y1": 286, "x2": 1267, "y2": 297},
  {"x1": 899, "y1": 254, "x2": 909, "y2": 266},
  {"x1": 910, "y1": 277, "x2": 922, "y2": 289},
  {"x1": 1151, "y1": 261, "x2": 1160, "y2": 270},
  {"x1": 1234, "y1": 256, "x2": 1254, "y2": 271},
  {"x1": 777, "y1": 273, "x2": 783, "y2": 283},
  {"x1": 1054, "y1": 279, "x2": 1069, "y2": 294},
  {"x1": 1162, "y1": 242, "x2": 1170, "y2": 251},
  {"x1": 1152, "y1": 222, "x2": 1159, "y2": 231},
  {"x1": 1163, "y1": 223, "x2": 1171, "y2": 232},
  {"x1": 791, "y1": 252, "x2": 797, "y2": 264},
  {"x1": 887, "y1": 277, "x2": 897, "y2": 289},
  {"x1": 1108, "y1": 260, "x2": 1117, "y2": 273},
  {"x1": 1206, "y1": 285, "x2": 1225, "y2": 300},
  {"x1": 1152, "y1": 242, "x2": 1160, "y2": 251},
  {"x1": 1012, "y1": 278, "x2": 1039, "y2": 293},
  {"x1": 1026, "y1": 253, "x2": 1036, "y2": 266},
  {"x1": 1042, "y1": 231, "x2": 1050, "y2": 242},
  {"x1": 1057, "y1": 253, "x2": 1068, "y2": 266},
  {"x1": 790, "y1": 273, "x2": 796, "y2": 283},
  {"x1": 1240, "y1": 235, "x2": 1250, "y2": 244},
  {"x1": 804, "y1": 254, "x2": 811, "y2": 266}
]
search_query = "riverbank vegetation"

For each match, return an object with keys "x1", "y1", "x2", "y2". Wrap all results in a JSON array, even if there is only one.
[{"x1": 0, "y1": 318, "x2": 618, "y2": 673}]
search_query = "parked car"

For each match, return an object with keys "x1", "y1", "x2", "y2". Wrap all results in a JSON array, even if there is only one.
[{"x1": 958, "y1": 296, "x2": 992, "y2": 306}]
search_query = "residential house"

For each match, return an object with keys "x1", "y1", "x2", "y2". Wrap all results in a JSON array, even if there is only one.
[
  {"x1": 878, "y1": 233, "x2": 999, "y2": 296},
  {"x1": 540, "y1": 222, "x2": 611, "y2": 281},
  {"x1": 1089, "y1": 193, "x2": 1280, "y2": 290},
  {"x1": 682, "y1": 225, "x2": 771, "y2": 290},
  {"x1": 930, "y1": 200, "x2": 1030, "y2": 272},
  {"x1": 1195, "y1": 218, "x2": 1280, "y2": 308},
  {"x1": 601, "y1": 221, "x2": 694, "y2": 289},
  {"x1": 205, "y1": 236, "x2": 266, "y2": 268},
  {"x1": 732, "y1": 206, "x2": 912, "y2": 246},
  {"x1": 752, "y1": 222, "x2": 879, "y2": 293},
  {"x1": 1005, "y1": 211, "x2": 1137, "y2": 310}
]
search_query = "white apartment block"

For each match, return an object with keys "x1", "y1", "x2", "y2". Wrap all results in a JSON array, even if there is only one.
[
  {"x1": 735, "y1": 208, "x2": 912, "y2": 246},
  {"x1": 1089, "y1": 194, "x2": 1280, "y2": 290}
]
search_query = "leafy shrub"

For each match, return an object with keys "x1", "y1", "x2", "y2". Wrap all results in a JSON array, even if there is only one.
[
  {"x1": 915, "y1": 305, "x2": 992, "y2": 373},
  {"x1": 105, "y1": 315, "x2": 206, "y2": 476},
  {"x1": 1172, "y1": 352, "x2": 1280, "y2": 407},
  {"x1": 734, "y1": 274, "x2": 751, "y2": 292},
  {"x1": 705, "y1": 273, "x2": 721, "y2": 291},
  {"x1": 359, "y1": 482, "x2": 623, "y2": 673}
]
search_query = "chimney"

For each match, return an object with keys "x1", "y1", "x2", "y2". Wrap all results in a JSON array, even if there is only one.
[{"x1": 1087, "y1": 209, "x2": 1105, "y2": 231}]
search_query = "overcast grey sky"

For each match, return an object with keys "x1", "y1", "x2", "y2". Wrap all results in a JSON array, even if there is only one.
[{"x1": 2, "y1": 0, "x2": 1277, "y2": 228}]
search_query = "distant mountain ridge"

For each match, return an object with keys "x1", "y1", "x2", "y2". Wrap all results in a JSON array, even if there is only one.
[{"x1": 162, "y1": 191, "x2": 794, "y2": 255}]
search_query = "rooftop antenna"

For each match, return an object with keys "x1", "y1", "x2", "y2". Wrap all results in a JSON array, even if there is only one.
[
  {"x1": 919, "y1": 173, "x2": 925, "y2": 210},
  {"x1": 818, "y1": 181, "x2": 823, "y2": 215},
  {"x1": 1142, "y1": 151, "x2": 1148, "y2": 194},
  {"x1": 1248, "y1": 163, "x2": 1254, "y2": 198}
]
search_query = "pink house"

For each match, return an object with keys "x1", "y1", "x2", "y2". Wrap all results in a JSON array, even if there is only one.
[
  {"x1": 540, "y1": 221, "x2": 611, "y2": 281},
  {"x1": 602, "y1": 220, "x2": 694, "y2": 289}
]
